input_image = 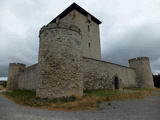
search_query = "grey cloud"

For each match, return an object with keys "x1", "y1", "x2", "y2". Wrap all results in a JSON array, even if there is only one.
[
  {"x1": 102, "y1": 23, "x2": 160, "y2": 73},
  {"x1": 0, "y1": 0, "x2": 160, "y2": 76}
]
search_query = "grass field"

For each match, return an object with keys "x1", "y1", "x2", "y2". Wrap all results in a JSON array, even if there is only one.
[
  {"x1": 0, "y1": 85, "x2": 5, "y2": 90},
  {"x1": 2, "y1": 88, "x2": 160, "y2": 111}
]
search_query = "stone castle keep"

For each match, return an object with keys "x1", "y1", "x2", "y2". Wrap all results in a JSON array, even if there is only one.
[{"x1": 7, "y1": 3, "x2": 154, "y2": 99}]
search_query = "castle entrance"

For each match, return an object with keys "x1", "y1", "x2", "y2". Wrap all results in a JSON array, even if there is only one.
[{"x1": 114, "y1": 76, "x2": 119, "y2": 89}]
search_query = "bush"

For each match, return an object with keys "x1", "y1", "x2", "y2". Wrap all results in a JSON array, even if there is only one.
[{"x1": 153, "y1": 74, "x2": 160, "y2": 88}]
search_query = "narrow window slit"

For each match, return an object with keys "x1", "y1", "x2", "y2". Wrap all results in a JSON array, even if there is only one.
[
  {"x1": 88, "y1": 25, "x2": 90, "y2": 32},
  {"x1": 88, "y1": 42, "x2": 90, "y2": 48}
]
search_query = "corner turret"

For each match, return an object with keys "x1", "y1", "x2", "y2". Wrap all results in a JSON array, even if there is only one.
[
  {"x1": 129, "y1": 57, "x2": 154, "y2": 88},
  {"x1": 37, "y1": 22, "x2": 83, "y2": 99},
  {"x1": 7, "y1": 63, "x2": 26, "y2": 90}
]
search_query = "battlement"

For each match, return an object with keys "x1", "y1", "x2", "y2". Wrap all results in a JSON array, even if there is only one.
[
  {"x1": 128, "y1": 57, "x2": 149, "y2": 63},
  {"x1": 9, "y1": 63, "x2": 26, "y2": 67},
  {"x1": 40, "y1": 22, "x2": 81, "y2": 35}
]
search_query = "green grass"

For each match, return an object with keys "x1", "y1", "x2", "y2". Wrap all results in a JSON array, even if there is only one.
[
  {"x1": 3, "y1": 90, "x2": 37, "y2": 106},
  {"x1": 5, "y1": 90, "x2": 35, "y2": 98},
  {"x1": 0, "y1": 85, "x2": 5, "y2": 90},
  {"x1": 84, "y1": 89, "x2": 118, "y2": 97},
  {"x1": 2, "y1": 88, "x2": 160, "y2": 111}
]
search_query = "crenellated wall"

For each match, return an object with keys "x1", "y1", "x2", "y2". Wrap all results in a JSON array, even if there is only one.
[{"x1": 18, "y1": 64, "x2": 38, "y2": 91}]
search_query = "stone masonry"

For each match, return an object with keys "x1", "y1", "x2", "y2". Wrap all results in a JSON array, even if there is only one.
[
  {"x1": 7, "y1": 3, "x2": 154, "y2": 99},
  {"x1": 129, "y1": 57, "x2": 154, "y2": 88},
  {"x1": 36, "y1": 22, "x2": 83, "y2": 98},
  {"x1": 7, "y1": 63, "x2": 26, "y2": 90}
]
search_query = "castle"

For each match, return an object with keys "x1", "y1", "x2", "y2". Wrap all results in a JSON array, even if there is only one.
[{"x1": 7, "y1": 3, "x2": 154, "y2": 99}]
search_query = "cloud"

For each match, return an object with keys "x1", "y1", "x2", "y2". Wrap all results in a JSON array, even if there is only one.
[
  {"x1": 102, "y1": 23, "x2": 160, "y2": 73},
  {"x1": 0, "y1": 0, "x2": 160, "y2": 76}
]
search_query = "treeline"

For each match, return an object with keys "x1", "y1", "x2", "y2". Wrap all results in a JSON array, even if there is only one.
[{"x1": 153, "y1": 74, "x2": 160, "y2": 88}]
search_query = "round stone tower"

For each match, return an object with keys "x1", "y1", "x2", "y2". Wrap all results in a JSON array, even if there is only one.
[
  {"x1": 7, "y1": 63, "x2": 26, "y2": 90},
  {"x1": 37, "y1": 21, "x2": 83, "y2": 99},
  {"x1": 128, "y1": 57, "x2": 154, "y2": 88}
]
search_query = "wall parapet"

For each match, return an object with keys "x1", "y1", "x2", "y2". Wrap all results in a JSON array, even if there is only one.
[
  {"x1": 129, "y1": 57, "x2": 149, "y2": 63},
  {"x1": 83, "y1": 57, "x2": 135, "y2": 70},
  {"x1": 40, "y1": 22, "x2": 81, "y2": 35},
  {"x1": 9, "y1": 63, "x2": 26, "y2": 67},
  {"x1": 24, "y1": 64, "x2": 38, "y2": 72}
]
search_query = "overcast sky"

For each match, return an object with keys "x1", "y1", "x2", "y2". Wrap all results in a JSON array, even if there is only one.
[{"x1": 0, "y1": 0, "x2": 160, "y2": 76}]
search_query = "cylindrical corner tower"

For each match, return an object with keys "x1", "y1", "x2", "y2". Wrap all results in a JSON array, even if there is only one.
[
  {"x1": 37, "y1": 22, "x2": 83, "y2": 99},
  {"x1": 128, "y1": 57, "x2": 154, "y2": 88},
  {"x1": 7, "y1": 63, "x2": 26, "y2": 90}
]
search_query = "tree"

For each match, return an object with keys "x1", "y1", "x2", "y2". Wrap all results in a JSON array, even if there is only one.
[{"x1": 153, "y1": 74, "x2": 160, "y2": 88}]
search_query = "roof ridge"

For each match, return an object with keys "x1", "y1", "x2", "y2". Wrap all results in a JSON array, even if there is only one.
[{"x1": 49, "y1": 2, "x2": 102, "y2": 24}]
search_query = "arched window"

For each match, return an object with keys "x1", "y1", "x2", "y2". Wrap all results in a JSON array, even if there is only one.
[{"x1": 114, "y1": 76, "x2": 119, "y2": 89}]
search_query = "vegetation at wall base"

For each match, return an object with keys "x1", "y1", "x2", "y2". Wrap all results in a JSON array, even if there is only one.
[
  {"x1": 2, "y1": 88, "x2": 160, "y2": 111},
  {"x1": 0, "y1": 85, "x2": 6, "y2": 90}
]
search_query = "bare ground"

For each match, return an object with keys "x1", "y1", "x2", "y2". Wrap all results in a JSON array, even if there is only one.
[{"x1": 0, "y1": 91, "x2": 160, "y2": 120}]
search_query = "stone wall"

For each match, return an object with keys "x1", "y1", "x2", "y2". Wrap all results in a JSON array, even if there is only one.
[
  {"x1": 18, "y1": 64, "x2": 38, "y2": 91},
  {"x1": 7, "y1": 63, "x2": 26, "y2": 90},
  {"x1": 129, "y1": 57, "x2": 154, "y2": 88},
  {"x1": 7, "y1": 4, "x2": 155, "y2": 99},
  {"x1": 60, "y1": 10, "x2": 101, "y2": 60},
  {"x1": 83, "y1": 57, "x2": 137, "y2": 90},
  {"x1": 36, "y1": 22, "x2": 83, "y2": 99}
]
